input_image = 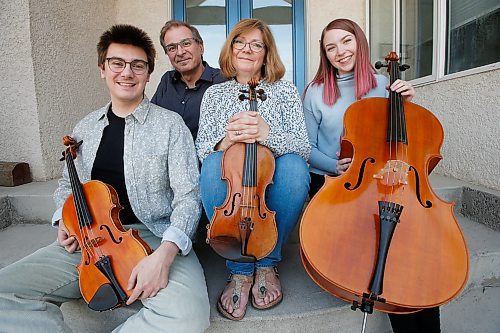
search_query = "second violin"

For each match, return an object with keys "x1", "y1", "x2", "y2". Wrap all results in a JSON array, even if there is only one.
[{"x1": 206, "y1": 79, "x2": 278, "y2": 262}]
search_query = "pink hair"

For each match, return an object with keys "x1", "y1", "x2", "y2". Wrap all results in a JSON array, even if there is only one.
[{"x1": 306, "y1": 19, "x2": 377, "y2": 106}]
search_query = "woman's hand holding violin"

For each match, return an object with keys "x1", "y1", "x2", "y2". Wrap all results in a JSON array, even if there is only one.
[
  {"x1": 217, "y1": 111, "x2": 270, "y2": 150},
  {"x1": 336, "y1": 151, "x2": 352, "y2": 175},
  {"x1": 389, "y1": 79, "x2": 415, "y2": 102}
]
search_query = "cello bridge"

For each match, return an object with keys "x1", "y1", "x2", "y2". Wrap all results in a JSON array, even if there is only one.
[{"x1": 373, "y1": 160, "x2": 409, "y2": 186}]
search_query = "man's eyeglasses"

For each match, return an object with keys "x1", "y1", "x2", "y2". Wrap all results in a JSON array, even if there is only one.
[
  {"x1": 165, "y1": 38, "x2": 197, "y2": 54},
  {"x1": 232, "y1": 39, "x2": 266, "y2": 53},
  {"x1": 106, "y1": 57, "x2": 148, "y2": 75}
]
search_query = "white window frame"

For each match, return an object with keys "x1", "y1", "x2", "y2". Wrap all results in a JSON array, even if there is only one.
[{"x1": 368, "y1": 0, "x2": 500, "y2": 87}]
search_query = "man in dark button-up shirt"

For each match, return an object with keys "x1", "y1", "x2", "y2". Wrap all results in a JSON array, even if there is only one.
[{"x1": 152, "y1": 20, "x2": 226, "y2": 140}]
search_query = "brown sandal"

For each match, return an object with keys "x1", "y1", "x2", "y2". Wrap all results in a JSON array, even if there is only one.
[
  {"x1": 217, "y1": 274, "x2": 253, "y2": 321},
  {"x1": 252, "y1": 266, "x2": 283, "y2": 310}
]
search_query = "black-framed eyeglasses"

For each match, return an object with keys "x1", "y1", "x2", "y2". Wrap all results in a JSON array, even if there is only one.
[
  {"x1": 106, "y1": 57, "x2": 148, "y2": 75},
  {"x1": 232, "y1": 39, "x2": 266, "y2": 53},
  {"x1": 165, "y1": 38, "x2": 197, "y2": 54}
]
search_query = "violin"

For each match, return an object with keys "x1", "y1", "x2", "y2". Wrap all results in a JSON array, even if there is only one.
[
  {"x1": 60, "y1": 136, "x2": 152, "y2": 311},
  {"x1": 300, "y1": 52, "x2": 469, "y2": 327},
  {"x1": 206, "y1": 79, "x2": 278, "y2": 262}
]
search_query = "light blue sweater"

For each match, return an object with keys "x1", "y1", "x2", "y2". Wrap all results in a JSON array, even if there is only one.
[{"x1": 303, "y1": 73, "x2": 389, "y2": 176}]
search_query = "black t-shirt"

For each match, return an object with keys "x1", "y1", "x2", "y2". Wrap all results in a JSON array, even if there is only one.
[{"x1": 91, "y1": 107, "x2": 141, "y2": 225}]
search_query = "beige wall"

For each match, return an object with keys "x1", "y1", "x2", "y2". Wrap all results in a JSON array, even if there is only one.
[
  {"x1": 414, "y1": 69, "x2": 500, "y2": 190},
  {"x1": 0, "y1": 0, "x2": 44, "y2": 179}
]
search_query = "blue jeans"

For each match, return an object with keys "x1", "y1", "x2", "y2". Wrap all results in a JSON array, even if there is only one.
[{"x1": 200, "y1": 151, "x2": 310, "y2": 276}]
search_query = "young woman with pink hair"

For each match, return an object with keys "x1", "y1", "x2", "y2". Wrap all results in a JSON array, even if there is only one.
[{"x1": 303, "y1": 18, "x2": 440, "y2": 333}]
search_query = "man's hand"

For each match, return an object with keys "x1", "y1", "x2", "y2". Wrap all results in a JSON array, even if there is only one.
[
  {"x1": 57, "y1": 220, "x2": 80, "y2": 253},
  {"x1": 126, "y1": 241, "x2": 179, "y2": 305}
]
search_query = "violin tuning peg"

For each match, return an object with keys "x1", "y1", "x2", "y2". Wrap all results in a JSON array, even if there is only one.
[
  {"x1": 375, "y1": 61, "x2": 387, "y2": 69},
  {"x1": 259, "y1": 93, "x2": 267, "y2": 101},
  {"x1": 238, "y1": 94, "x2": 247, "y2": 101}
]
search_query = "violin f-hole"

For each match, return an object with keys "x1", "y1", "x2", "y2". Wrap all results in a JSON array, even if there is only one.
[{"x1": 100, "y1": 224, "x2": 123, "y2": 244}]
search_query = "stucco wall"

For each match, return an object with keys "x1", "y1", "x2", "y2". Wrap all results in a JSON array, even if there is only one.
[
  {"x1": 1, "y1": 1, "x2": 117, "y2": 181},
  {"x1": 413, "y1": 69, "x2": 500, "y2": 190},
  {"x1": 29, "y1": 0, "x2": 117, "y2": 180},
  {"x1": 0, "y1": 0, "x2": 44, "y2": 179}
]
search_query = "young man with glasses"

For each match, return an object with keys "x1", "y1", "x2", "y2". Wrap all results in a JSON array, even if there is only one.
[
  {"x1": 0, "y1": 24, "x2": 209, "y2": 333},
  {"x1": 152, "y1": 20, "x2": 226, "y2": 140}
]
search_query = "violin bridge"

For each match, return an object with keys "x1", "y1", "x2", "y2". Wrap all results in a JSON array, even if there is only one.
[
  {"x1": 85, "y1": 237, "x2": 104, "y2": 248},
  {"x1": 373, "y1": 160, "x2": 410, "y2": 186}
]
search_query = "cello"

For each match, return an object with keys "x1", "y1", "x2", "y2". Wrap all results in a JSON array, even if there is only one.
[
  {"x1": 300, "y1": 52, "x2": 469, "y2": 330},
  {"x1": 60, "y1": 136, "x2": 152, "y2": 311},
  {"x1": 206, "y1": 79, "x2": 278, "y2": 262}
]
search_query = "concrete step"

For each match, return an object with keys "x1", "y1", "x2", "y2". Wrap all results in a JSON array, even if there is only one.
[
  {"x1": 0, "y1": 175, "x2": 499, "y2": 332},
  {"x1": 1, "y1": 213, "x2": 498, "y2": 332}
]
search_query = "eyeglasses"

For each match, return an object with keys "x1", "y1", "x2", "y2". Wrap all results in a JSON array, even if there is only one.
[
  {"x1": 165, "y1": 38, "x2": 197, "y2": 54},
  {"x1": 232, "y1": 39, "x2": 266, "y2": 53},
  {"x1": 106, "y1": 57, "x2": 148, "y2": 75}
]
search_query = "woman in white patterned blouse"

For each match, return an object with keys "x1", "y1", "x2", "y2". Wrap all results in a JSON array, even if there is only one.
[{"x1": 195, "y1": 18, "x2": 310, "y2": 321}]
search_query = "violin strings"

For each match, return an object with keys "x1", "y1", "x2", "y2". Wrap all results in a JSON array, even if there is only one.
[
  {"x1": 66, "y1": 152, "x2": 97, "y2": 261},
  {"x1": 67, "y1": 150, "x2": 104, "y2": 260}
]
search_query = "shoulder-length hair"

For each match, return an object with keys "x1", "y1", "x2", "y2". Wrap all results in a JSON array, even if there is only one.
[
  {"x1": 219, "y1": 18, "x2": 285, "y2": 83},
  {"x1": 307, "y1": 18, "x2": 377, "y2": 106}
]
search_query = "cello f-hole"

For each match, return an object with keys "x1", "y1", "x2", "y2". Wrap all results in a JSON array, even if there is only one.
[
  {"x1": 344, "y1": 157, "x2": 376, "y2": 191},
  {"x1": 409, "y1": 166, "x2": 432, "y2": 208}
]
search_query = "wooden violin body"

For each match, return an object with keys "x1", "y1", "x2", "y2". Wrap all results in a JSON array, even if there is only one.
[
  {"x1": 207, "y1": 81, "x2": 278, "y2": 262},
  {"x1": 61, "y1": 136, "x2": 151, "y2": 311},
  {"x1": 300, "y1": 53, "x2": 469, "y2": 314}
]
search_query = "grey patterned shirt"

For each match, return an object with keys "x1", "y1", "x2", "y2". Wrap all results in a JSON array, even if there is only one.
[
  {"x1": 195, "y1": 79, "x2": 311, "y2": 162},
  {"x1": 53, "y1": 97, "x2": 201, "y2": 255}
]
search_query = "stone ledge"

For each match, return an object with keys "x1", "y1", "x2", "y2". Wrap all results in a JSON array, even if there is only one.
[{"x1": 460, "y1": 187, "x2": 500, "y2": 231}]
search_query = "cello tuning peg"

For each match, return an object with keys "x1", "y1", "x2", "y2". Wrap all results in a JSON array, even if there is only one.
[
  {"x1": 239, "y1": 94, "x2": 247, "y2": 101},
  {"x1": 375, "y1": 61, "x2": 387, "y2": 69},
  {"x1": 239, "y1": 89, "x2": 248, "y2": 93},
  {"x1": 259, "y1": 93, "x2": 267, "y2": 101},
  {"x1": 400, "y1": 64, "x2": 410, "y2": 71}
]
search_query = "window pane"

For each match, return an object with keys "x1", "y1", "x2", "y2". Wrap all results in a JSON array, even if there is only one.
[
  {"x1": 186, "y1": 0, "x2": 226, "y2": 68},
  {"x1": 253, "y1": 0, "x2": 293, "y2": 82},
  {"x1": 400, "y1": 0, "x2": 433, "y2": 80},
  {"x1": 370, "y1": 0, "x2": 394, "y2": 72},
  {"x1": 447, "y1": 0, "x2": 500, "y2": 74}
]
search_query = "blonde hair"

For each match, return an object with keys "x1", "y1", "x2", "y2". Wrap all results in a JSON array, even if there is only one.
[{"x1": 219, "y1": 19, "x2": 285, "y2": 83}]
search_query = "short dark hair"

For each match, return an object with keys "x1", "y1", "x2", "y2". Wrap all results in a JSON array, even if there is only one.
[
  {"x1": 97, "y1": 24, "x2": 156, "y2": 74},
  {"x1": 159, "y1": 20, "x2": 203, "y2": 54}
]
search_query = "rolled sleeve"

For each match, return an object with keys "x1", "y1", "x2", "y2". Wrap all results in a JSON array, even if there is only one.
[{"x1": 162, "y1": 226, "x2": 193, "y2": 255}]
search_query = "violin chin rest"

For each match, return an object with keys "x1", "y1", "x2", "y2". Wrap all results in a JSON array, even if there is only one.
[{"x1": 88, "y1": 283, "x2": 121, "y2": 312}]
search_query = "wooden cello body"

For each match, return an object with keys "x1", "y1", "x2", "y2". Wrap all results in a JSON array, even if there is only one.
[
  {"x1": 300, "y1": 53, "x2": 469, "y2": 313},
  {"x1": 61, "y1": 136, "x2": 151, "y2": 311},
  {"x1": 206, "y1": 80, "x2": 278, "y2": 262}
]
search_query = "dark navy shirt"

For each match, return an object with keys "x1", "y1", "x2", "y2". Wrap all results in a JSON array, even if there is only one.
[{"x1": 151, "y1": 62, "x2": 226, "y2": 140}]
